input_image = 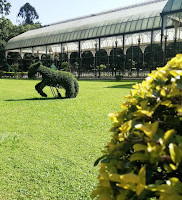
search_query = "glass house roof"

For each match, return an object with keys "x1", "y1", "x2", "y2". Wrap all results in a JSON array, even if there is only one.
[
  {"x1": 162, "y1": 0, "x2": 182, "y2": 15},
  {"x1": 6, "y1": 0, "x2": 172, "y2": 50}
]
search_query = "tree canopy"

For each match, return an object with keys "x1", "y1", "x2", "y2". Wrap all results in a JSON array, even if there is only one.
[
  {"x1": 17, "y1": 2, "x2": 39, "y2": 25},
  {"x1": 0, "y1": 0, "x2": 11, "y2": 15}
]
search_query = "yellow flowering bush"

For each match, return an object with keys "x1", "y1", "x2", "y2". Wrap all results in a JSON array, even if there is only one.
[{"x1": 91, "y1": 54, "x2": 182, "y2": 200}]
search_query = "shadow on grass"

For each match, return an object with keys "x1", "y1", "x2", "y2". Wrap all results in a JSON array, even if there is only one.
[
  {"x1": 5, "y1": 97, "x2": 65, "y2": 101},
  {"x1": 107, "y1": 83, "x2": 136, "y2": 89}
]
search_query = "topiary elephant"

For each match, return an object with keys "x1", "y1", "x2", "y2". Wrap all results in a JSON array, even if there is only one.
[{"x1": 28, "y1": 62, "x2": 79, "y2": 98}]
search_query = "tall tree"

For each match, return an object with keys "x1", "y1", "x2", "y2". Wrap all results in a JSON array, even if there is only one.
[
  {"x1": 17, "y1": 3, "x2": 39, "y2": 25},
  {"x1": 0, "y1": 16, "x2": 41, "y2": 70},
  {"x1": 0, "y1": 0, "x2": 11, "y2": 15},
  {"x1": 0, "y1": 16, "x2": 14, "y2": 69}
]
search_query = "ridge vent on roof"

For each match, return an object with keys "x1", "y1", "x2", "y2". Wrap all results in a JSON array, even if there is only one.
[{"x1": 46, "y1": 0, "x2": 167, "y2": 27}]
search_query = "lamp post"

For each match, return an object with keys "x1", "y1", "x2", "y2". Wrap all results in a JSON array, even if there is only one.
[
  {"x1": 62, "y1": 46, "x2": 65, "y2": 62},
  {"x1": 115, "y1": 40, "x2": 118, "y2": 76},
  {"x1": 94, "y1": 43, "x2": 97, "y2": 77},
  {"x1": 137, "y1": 37, "x2": 141, "y2": 77},
  {"x1": 164, "y1": 34, "x2": 168, "y2": 65}
]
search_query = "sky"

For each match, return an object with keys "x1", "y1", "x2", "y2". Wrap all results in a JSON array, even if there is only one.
[{"x1": 7, "y1": 0, "x2": 151, "y2": 25}]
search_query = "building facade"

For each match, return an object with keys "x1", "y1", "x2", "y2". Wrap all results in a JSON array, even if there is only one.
[{"x1": 5, "y1": 0, "x2": 182, "y2": 77}]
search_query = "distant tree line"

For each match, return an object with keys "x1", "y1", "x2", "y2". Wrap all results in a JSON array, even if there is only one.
[{"x1": 0, "y1": 1, "x2": 41, "y2": 70}]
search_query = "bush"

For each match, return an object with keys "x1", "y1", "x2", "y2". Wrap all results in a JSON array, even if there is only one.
[
  {"x1": 96, "y1": 64, "x2": 107, "y2": 71},
  {"x1": 28, "y1": 62, "x2": 79, "y2": 98},
  {"x1": 91, "y1": 54, "x2": 182, "y2": 200},
  {"x1": 11, "y1": 63, "x2": 19, "y2": 74},
  {"x1": 0, "y1": 70, "x2": 4, "y2": 78},
  {"x1": 60, "y1": 62, "x2": 70, "y2": 71}
]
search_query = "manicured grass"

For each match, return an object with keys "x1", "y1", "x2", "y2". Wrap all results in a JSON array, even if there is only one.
[{"x1": 0, "y1": 78, "x2": 140, "y2": 199}]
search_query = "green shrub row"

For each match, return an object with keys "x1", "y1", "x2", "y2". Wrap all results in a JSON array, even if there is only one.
[{"x1": 0, "y1": 72, "x2": 28, "y2": 78}]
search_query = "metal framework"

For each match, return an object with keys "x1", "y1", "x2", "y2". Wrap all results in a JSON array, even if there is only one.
[{"x1": 5, "y1": 0, "x2": 182, "y2": 77}]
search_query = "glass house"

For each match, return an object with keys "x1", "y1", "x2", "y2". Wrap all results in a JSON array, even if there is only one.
[{"x1": 5, "y1": 0, "x2": 182, "y2": 77}]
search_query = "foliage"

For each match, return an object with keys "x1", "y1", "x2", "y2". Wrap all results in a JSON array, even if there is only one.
[
  {"x1": 0, "y1": 16, "x2": 41, "y2": 70},
  {"x1": 72, "y1": 62, "x2": 79, "y2": 70},
  {"x1": 126, "y1": 59, "x2": 136, "y2": 69},
  {"x1": 91, "y1": 54, "x2": 182, "y2": 200},
  {"x1": 28, "y1": 62, "x2": 79, "y2": 98},
  {"x1": 0, "y1": 79, "x2": 139, "y2": 199},
  {"x1": 13, "y1": 22, "x2": 41, "y2": 35},
  {"x1": 60, "y1": 61, "x2": 70, "y2": 71},
  {"x1": 11, "y1": 63, "x2": 19, "y2": 73},
  {"x1": 17, "y1": 2, "x2": 39, "y2": 25},
  {"x1": 0, "y1": 0, "x2": 11, "y2": 15},
  {"x1": 96, "y1": 64, "x2": 107, "y2": 71},
  {"x1": 0, "y1": 69, "x2": 3, "y2": 77},
  {"x1": 0, "y1": 17, "x2": 14, "y2": 69}
]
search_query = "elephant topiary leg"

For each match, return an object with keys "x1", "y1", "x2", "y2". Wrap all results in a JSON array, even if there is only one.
[
  {"x1": 65, "y1": 85, "x2": 75, "y2": 98},
  {"x1": 35, "y1": 81, "x2": 47, "y2": 97},
  {"x1": 74, "y1": 80, "x2": 79, "y2": 97},
  {"x1": 56, "y1": 88, "x2": 62, "y2": 98}
]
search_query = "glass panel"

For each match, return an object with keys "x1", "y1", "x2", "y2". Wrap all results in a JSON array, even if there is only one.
[
  {"x1": 62, "y1": 33, "x2": 68, "y2": 41},
  {"x1": 135, "y1": 19, "x2": 143, "y2": 31},
  {"x1": 105, "y1": 25, "x2": 112, "y2": 35},
  {"x1": 43, "y1": 36, "x2": 49, "y2": 44},
  {"x1": 119, "y1": 22, "x2": 126, "y2": 33},
  {"x1": 125, "y1": 22, "x2": 132, "y2": 33},
  {"x1": 147, "y1": 17, "x2": 155, "y2": 29},
  {"x1": 114, "y1": 23, "x2": 121, "y2": 34},
  {"x1": 72, "y1": 32, "x2": 79, "y2": 41},
  {"x1": 75, "y1": 30, "x2": 82, "y2": 40},
  {"x1": 130, "y1": 21, "x2": 137, "y2": 32},
  {"x1": 53, "y1": 34, "x2": 59, "y2": 43},
  {"x1": 100, "y1": 26, "x2": 107, "y2": 36},
  {"x1": 166, "y1": 18, "x2": 173, "y2": 27},
  {"x1": 95, "y1": 26, "x2": 103, "y2": 37},
  {"x1": 83, "y1": 29, "x2": 91, "y2": 38},
  {"x1": 153, "y1": 16, "x2": 161, "y2": 29},
  {"x1": 141, "y1": 18, "x2": 149, "y2": 30},
  {"x1": 163, "y1": 0, "x2": 173, "y2": 13},
  {"x1": 92, "y1": 28, "x2": 98, "y2": 37},
  {"x1": 172, "y1": 0, "x2": 181, "y2": 11},
  {"x1": 65, "y1": 32, "x2": 72, "y2": 41},
  {"x1": 69, "y1": 32, "x2": 76, "y2": 41},
  {"x1": 109, "y1": 24, "x2": 117, "y2": 35},
  {"x1": 59, "y1": 33, "x2": 64, "y2": 42},
  {"x1": 87, "y1": 28, "x2": 94, "y2": 38}
]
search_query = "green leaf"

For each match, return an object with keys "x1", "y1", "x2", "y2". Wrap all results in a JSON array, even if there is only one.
[
  {"x1": 163, "y1": 129, "x2": 175, "y2": 144},
  {"x1": 133, "y1": 144, "x2": 147, "y2": 152},
  {"x1": 176, "y1": 77, "x2": 182, "y2": 90},
  {"x1": 94, "y1": 155, "x2": 108, "y2": 166},
  {"x1": 129, "y1": 152, "x2": 148, "y2": 162},
  {"x1": 169, "y1": 143, "x2": 181, "y2": 164}
]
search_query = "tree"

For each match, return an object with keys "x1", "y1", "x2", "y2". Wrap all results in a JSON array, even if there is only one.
[
  {"x1": 0, "y1": 0, "x2": 11, "y2": 15},
  {"x1": 0, "y1": 16, "x2": 14, "y2": 69},
  {"x1": 17, "y1": 3, "x2": 39, "y2": 25},
  {"x1": 0, "y1": 16, "x2": 41, "y2": 70}
]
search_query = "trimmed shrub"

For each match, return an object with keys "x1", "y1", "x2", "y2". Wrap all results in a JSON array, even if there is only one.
[
  {"x1": 91, "y1": 54, "x2": 182, "y2": 200},
  {"x1": 60, "y1": 62, "x2": 70, "y2": 71},
  {"x1": 28, "y1": 62, "x2": 79, "y2": 98},
  {"x1": 11, "y1": 63, "x2": 19, "y2": 74},
  {"x1": 0, "y1": 70, "x2": 4, "y2": 78}
]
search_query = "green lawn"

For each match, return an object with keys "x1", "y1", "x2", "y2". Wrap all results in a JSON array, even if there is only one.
[{"x1": 0, "y1": 79, "x2": 140, "y2": 200}]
